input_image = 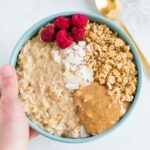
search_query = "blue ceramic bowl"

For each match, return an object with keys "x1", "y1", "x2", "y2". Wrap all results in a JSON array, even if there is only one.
[{"x1": 9, "y1": 11, "x2": 142, "y2": 143}]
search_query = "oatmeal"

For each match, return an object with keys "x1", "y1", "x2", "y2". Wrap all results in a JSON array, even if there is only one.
[
  {"x1": 16, "y1": 36, "x2": 81, "y2": 137},
  {"x1": 16, "y1": 14, "x2": 138, "y2": 138}
]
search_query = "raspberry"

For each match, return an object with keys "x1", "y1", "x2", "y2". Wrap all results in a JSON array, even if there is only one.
[
  {"x1": 41, "y1": 25, "x2": 55, "y2": 42},
  {"x1": 54, "y1": 16, "x2": 71, "y2": 30},
  {"x1": 56, "y1": 29, "x2": 73, "y2": 49},
  {"x1": 72, "y1": 14, "x2": 88, "y2": 28},
  {"x1": 71, "y1": 27, "x2": 85, "y2": 43}
]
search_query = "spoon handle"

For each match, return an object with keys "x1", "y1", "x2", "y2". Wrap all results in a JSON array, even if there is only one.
[{"x1": 117, "y1": 19, "x2": 150, "y2": 76}]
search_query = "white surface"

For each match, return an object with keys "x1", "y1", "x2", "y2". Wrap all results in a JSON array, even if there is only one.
[{"x1": 0, "y1": 0, "x2": 150, "y2": 149}]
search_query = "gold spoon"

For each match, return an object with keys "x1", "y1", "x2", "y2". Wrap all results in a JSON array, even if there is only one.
[{"x1": 95, "y1": 0, "x2": 150, "y2": 76}]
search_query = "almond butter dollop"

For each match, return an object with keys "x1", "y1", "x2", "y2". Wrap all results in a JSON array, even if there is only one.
[{"x1": 73, "y1": 82, "x2": 122, "y2": 135}]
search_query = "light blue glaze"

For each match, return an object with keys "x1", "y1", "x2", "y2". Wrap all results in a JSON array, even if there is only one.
[{"x1": 9, "y1": 11, "x2": 142, "y2": 143}]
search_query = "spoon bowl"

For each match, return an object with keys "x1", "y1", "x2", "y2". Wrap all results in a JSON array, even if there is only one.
[{"x1": 95, "y1": 0, "x2": 121, "y2": 19}]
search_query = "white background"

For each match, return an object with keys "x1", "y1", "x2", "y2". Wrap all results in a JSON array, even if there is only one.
[{"x1": 0, "y1": 0, "x2": 150, "y2": 149}]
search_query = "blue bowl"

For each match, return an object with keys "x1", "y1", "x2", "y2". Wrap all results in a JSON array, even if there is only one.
[{"x1": 9, "y1": 11, "x2": 142, "y2": 143}]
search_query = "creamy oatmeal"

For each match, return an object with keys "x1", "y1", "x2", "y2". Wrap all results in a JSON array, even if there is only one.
[
  {"x1": 16, "y1": 14, "x2": 138, "y2": 138},
  {"x1": 17, "y1": 37, "x2": 82, "y2": 137}
]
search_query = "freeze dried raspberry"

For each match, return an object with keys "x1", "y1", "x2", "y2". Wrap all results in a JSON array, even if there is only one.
[
  {"x1": 71, "y1": 27, "x2": 85, "y2": 43},
  {"x1": 54, "y1": 16, "x2": 71, "y2": 30},
  {"x1": 41, "y1": 25, "x2": 55, "y2": 42},
  {"x1": 56, "y1": 29, "x2": 73, "y2": 49},
  {"x1": 72, "y1": 14, "x2": 88, "y2": 28}
]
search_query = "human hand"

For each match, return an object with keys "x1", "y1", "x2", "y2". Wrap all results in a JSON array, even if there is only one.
[{"x1": 0, "y1": 65, "x2": 38, "y2": 150}]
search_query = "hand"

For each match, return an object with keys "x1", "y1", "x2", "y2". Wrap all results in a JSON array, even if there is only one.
[{"x1": 0, "y1": 65, "x2": 38, "y2": 150}]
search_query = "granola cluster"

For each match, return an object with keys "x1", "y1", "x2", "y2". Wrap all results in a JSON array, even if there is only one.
[{"x1": 85, "y1": 22, "x2": 138, "y2": 102}]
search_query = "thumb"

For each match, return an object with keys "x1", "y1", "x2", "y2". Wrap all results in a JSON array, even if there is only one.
[
  {"x1": 0, "y1": 65, "x2": 18, "y2": 101},
  {"x1": 0, "y1": 65, "x2": 28, "y2": 150}
]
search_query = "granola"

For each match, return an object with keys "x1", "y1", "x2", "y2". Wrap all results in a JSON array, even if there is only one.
[{"x1": 85, "y1": 22, "x2": 137, "y2": 103}]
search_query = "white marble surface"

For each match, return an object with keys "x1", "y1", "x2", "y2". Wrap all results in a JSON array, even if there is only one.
[{"x1": 0, "y1": 0, "x2": 150, "y2": 149}]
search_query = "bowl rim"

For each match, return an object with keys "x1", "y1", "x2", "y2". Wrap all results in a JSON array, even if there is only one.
[{"x1": 9, "y1": 11, "x2": 142, "y2": 143}]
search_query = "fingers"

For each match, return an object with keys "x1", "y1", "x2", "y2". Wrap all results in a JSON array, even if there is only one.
[
  {"x1": 0, "y1": 65, "x2": 18, "y2": 101},
  {"x1": 29, "y1": 128, "x2": 38, "y2": 140}
]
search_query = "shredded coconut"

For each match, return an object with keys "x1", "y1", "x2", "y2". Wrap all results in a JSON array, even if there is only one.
[
  {"x1": 80, "y1": 125, "x2": 90, "y2": 138},
  {"x1": 51, "y1": 41, "x2": 94, "y2": 90}
]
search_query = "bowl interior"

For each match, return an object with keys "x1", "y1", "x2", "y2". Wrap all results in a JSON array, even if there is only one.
[{"x1": 9, "y1": 11, "x2": 142, "y2": 143}]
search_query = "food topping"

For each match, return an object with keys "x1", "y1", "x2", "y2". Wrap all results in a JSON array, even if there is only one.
[{"x1": 73, "y1": 82, "x2": 121, "y2": 135}]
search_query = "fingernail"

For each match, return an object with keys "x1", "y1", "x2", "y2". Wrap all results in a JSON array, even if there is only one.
[{"x1": 0, "y1": 65, "x2": 13, "y2": 78}]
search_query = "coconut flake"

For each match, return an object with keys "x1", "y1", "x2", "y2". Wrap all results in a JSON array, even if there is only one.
[
  {"x1": 80, "y1": 125, "x2": 89, "y2": 137},
  {"x1": 51, "y1": 41, "x2": 93, "y2": 90},
  {"x1": 51, "y1": 51, "x2": 61, "y2": 63}
]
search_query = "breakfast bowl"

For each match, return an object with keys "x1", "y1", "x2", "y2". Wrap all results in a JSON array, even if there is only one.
[{"x1": 9, "y1": 11, "x2": 142, "y2": 143}]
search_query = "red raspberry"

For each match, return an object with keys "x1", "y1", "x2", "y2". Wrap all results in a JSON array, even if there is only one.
[
  {"x1": 72, "y1": 14, "x2": 88, "y2": 28},
  {"x1": 71, "y1": 27, "x2": 85, "y2": 43},
  {"x1": 56, "y1": 29, "x2": 73, "y2": 49},
  {"x1": 54, "y1": 16, "x2": 71, "y2": 30},
  {"x1": 41, "y1": 25, "x2": 55, "y2": 42}
]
